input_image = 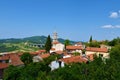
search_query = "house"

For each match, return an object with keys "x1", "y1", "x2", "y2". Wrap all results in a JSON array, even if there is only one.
[
  {"x1": 37, "y1": 50, "x2": 46, "y2": 54},
  {"x1": 30, "y1": 50, "x2": 46, "y2": 56},
  {"x1": 51, "y1": 42, "x2": 64, "y2": 52},
  {"x1": 0, "y1": 53, "x2": 24, "y2": 79},
  {"x1": 50, "y1": 32, "x2": 65, "y2": 53},
  {"x1": 60, "y1": 56, "x2": 88, "y2": 64},
  {"x1": 49, "y1": 60, "x2": 64, "y2": 71},
  {"x1": 39, "y1": 53, "x2": 50, "y2": 59},
  {"x1": 0, "y1": 63, "x2": 8, "y2": 79},
  {"x1": 74, "y1": 42, "x2": 83, "y2": 47},
  {"x1": 85, "y1": 47, "x2": 109, "y2": 58},
  {"x1": 33, "y1": 52, "x2": 50, "y2": 62},
  {"x1": 100, "y1": 44, "x2": 111, "y2": 50},
  {"x1": 33, "y1": 56, "x2": 43, "y2": 62},
  {"x1": 66, "y1": 45, "x2": 83, "y2": 54},
  {"x1": 86, "y1": 54, "x2": 94, "y2": 61}
]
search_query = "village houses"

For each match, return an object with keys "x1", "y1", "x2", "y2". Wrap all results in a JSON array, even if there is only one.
[{"x1": 0, "y1": 32, "x2": 110, "y2": 78}]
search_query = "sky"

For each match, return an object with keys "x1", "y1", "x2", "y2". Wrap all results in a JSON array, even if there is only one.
[{"x1": 0, "y1": 0, "x2": 120, "y2": 41}]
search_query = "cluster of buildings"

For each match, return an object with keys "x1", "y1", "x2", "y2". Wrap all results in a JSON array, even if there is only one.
[
  {"x1": 50, "y1": 32, "x2": 109, "y2": 58},
  {"x1": 0, "y1": 32, "x2": 110, "y2": 79},
  {"x1": 48, "y1": 32, "x2": 109, "y2": 70}
]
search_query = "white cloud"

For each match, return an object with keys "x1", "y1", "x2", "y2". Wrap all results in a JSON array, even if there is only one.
[
  {"x1": 101, "y1": 24, "x2": 120, "y2": 29},
  {"x1": 109, "y1": 12, "x2": 119, "y2": 18},
  {"x1": 119, "y1": 10, "x2": 120, "y2": 13},
  {"x1": 101, "y1": 25, "x2": 114, "y2": 28},
  {"x1": 115, "y1": 25, "x2": 120, "y2": 28}
]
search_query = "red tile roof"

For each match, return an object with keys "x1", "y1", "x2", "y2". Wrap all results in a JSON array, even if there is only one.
[
  {"x1": 30, "y1": 50, "x2": 46, "y2": 55},
  {"x1": 60, "y1": 56, "x2": 87, "y2": 64},
  {"x1": 39, "y1": 53, "x2": 50, "y2": 59},
  {"x1": 51, "y1": 48, "x2": 55, "y2": 50},
  {"x1": 30, "y1": 52, "x2": 38, "y2": 55},
  {"x1": 17, "y1": 53, "x2": 23, "y2": 56},
  {"x1": 86, "y1": 54, "x2": 94, "y2": 61},
  {"x1": 37, "y1": 50, "x2": 46, "y2": 53},
  {"x1": 9, "y1": 54, "x2": 24, "y2": 66},
  {"x1": 52, "y1": 41, "x2": 60, "y2": 44},
  {"x1": 86, "y1": 47, "x2": 108, "y2": 53},
  {"x1": 0, "y1": 63, "x2": 9, "y2": 69},
  {"x1": 66, "y1": 46, "x2": 83, "y2": 50},
  {"x1": 0, "y1": 53, "x2": 24, "y2": 69},
  {"x1": 55, "y1": 51, "x2": 64, "y2": 54},
  {"x1": 0, "y1": 55, "x2": 9, "y2": 60}
]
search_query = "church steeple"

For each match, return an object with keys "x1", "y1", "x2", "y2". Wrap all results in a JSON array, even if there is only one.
[{"x1": 53, "y1": 31, "x2": 58, "y2": 42}]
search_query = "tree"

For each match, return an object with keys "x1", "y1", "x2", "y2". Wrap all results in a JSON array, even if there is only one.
[
  {"x1": 64, "y1": 39, "x2": 70, "y2": 49},
  {"x1": 110, "y1": 45, "x2": 120, "y2": 62},
  {"x1": 89, "y1": 36, "x2": 92, "y2": 42},
  {"x1": 73, "y1": 52, "x2": 80, "y2": 56},
  {"x1": 3, "y1": 65, "x2": 21, "y2": 80},
  {"x1": 89, "y1": 42, "x2": 100, "y2": 47},
  {"x1": 45, "y1": 35, "x2": 52, "y2": 53},
  {"x1": 64, "y1": 39, "x2": 70, "y2": 46},
  {"x1": 108, "y1": 37, "x2": 120, "y2": 46},
  {"x1": 20, "y1": 52, "x2": 33, "y2": 65}
]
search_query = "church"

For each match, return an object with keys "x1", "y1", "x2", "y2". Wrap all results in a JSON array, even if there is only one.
[{"x1": 50, "y1": 32, "x2": 65, "y2": 53}]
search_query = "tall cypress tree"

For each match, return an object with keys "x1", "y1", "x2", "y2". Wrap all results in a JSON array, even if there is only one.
[
  {"x1": 45, "y1": 35, "x2": 52, "y2": 53},
  {"x1": 89, "y1": 36, "x2": 92, "y2": 42}
]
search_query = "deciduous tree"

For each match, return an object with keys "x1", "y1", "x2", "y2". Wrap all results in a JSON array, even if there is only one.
[{"x1": 20, "y1": 52, "x2": 33, "y2": 65}]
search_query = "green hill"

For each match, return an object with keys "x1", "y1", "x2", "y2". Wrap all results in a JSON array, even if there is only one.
[
  {"x1": 0, "y1": 36, "x2": 76, "y2": 53},
  {"x1": 0, "y1": 36, "x2": 76, "y2": 44}
]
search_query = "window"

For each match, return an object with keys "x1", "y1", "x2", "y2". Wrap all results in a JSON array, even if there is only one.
[{"x1": 99, "y1": 54, "x2": 103, "y2": 57}]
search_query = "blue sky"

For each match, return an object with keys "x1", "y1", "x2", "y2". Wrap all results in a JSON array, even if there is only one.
[{"x1": 0, "y1": 0, "x2": 120, "y2": 41}]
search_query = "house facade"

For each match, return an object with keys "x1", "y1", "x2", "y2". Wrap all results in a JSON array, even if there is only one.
[{"x1": 85, "y1": 47, "x2": 109, "y2": 58}]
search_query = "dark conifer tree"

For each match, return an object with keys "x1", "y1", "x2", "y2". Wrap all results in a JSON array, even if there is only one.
[
  {"x1": 89, "y1": 36, "x2": 92, "y2": 42},
  {"x1": 45, "y1": 35, "x2": 52, "y2": 53}
]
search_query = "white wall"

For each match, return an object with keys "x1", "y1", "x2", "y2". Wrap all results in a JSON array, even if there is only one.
[{"x1": 52, "y1": 43, "x2": 65, "y2": 51}]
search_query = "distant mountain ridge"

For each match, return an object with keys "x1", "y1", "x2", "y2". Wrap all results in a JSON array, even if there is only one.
[{"x1": 0, "y1": 36, "x2": 76, "y2": 44}]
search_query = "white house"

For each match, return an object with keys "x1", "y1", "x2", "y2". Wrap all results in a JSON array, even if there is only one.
[{"x1": 49, "y1": 60, "x2": 64, "y2": 71}]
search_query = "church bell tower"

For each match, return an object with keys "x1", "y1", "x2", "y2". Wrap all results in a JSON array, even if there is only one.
[{"x1": 53, "y1": 32, "x2": 58, "y2": 42}]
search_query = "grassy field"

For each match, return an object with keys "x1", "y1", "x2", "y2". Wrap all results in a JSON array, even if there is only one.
[{"x1": 0, "y1": 42, "x2": 41, "y2": 53}]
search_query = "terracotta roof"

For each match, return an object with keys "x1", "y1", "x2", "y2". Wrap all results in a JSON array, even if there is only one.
[
  {"x1": 9, "y1": 54, "x2": 24, "y2": 66},
  {"x1": 55, "y1": 51, "x2": 64, "y2": 54},
  {"x1": 66, "y1": 46, "x2": 83, "y2": 50},
  {"x1": 30, "y1": 52, "x2": 38, "y2": 55},
  {"x1": 51, "y1": 48, "x2": 55, "y2": 50},
  {"x1": 17, "y1": 53, "x2": 23, "y2": 56},
  {"x1": 39, "y1": 53, "x2": 50, "y2": 59},
  {"x1": 0, "y1": 53, "x2": 24, "y2": 69},
  {"x1": 0, "y1": 63, "x2": 9, "y2": 69},
  {"x1": 60, "y1": 56, "x2": 87, "y2": 64},
  {"x1": 52, "y1": 41, "x2": 60, "y2": 44},
  {"x1": 37, "y1": 50, "x2": 46, "y2": 53},
  {"x1": 86, "y1": 54, "x2": 94, "y2": 61},
  {"x1": 0, "y1": 55, "x2": 9, "y2": 60},
  {"x1": 86, "y1": 47, "x2": 108, "y2": 53}
]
